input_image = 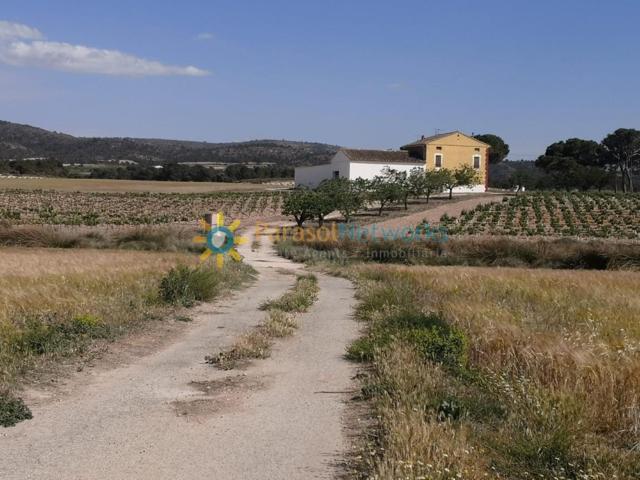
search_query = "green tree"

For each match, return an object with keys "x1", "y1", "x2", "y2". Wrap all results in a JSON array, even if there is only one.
[
  {"x1": 473, "y1": 134, "x2": 510, "y2": 164},
  {"x1": 407, "y1": 168, "x2": 426, "y2": 201},
  {"x1": 282, "y1": 189, "x2": 317, "y2": 227},
  {"x1": 439, "y1": 169, "x2": 457, "y2": 200},
  {"x1": 602, "y1": 128, "x2": 640, "y2": 193},
  {"x1": 318, "y1": 178, "x2": 365, "y2": 223},
  {"x1": 387, "y1": 169, "x2": 412, "y2": 210},
  {"x1": 311, "y1": 190, "x2": 336, "y2": 227},
  {"x1": 423, "y1": 169, "x2": 448, "y2": 203},
  {"x1": 370, "y1": 170, "x2": 401, "y2": 215},
  {"x1": 536, "y1": 138, "x2": 603, "y2": 172}
]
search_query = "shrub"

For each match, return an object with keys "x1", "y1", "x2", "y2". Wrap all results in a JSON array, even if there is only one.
[
  {"x1": 401, "y1": 326, "x2": 468, "y2": 370},
  {"x1": 159, "y1": 265, "x2": 221, "y2": 307},
  {"x1": 346, "y1": 337, "x2": 377, "y2": 362},
  {"x1": 12, "y1": 313, "x2": 110, "y2": 357},
  {"x1": 0, "y1": 393, "x2": 32, "y2": 427}
]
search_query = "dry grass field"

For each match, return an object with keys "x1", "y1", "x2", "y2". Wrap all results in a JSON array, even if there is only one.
[
  {"x1": 0, "y1": 248, "x2": 194, "y2": 390},
  {"x1": 346, "y1": 264, "x2": 640, "y2": 479},
  {"x1": 0, "y1": 176, "x2": 287, "y2": 193}
]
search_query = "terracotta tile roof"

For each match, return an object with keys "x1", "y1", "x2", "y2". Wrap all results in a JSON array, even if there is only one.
[
  {"x1": 401, "y1": 131, "x2": 490, "y2": 149},
  {"x1": 341, "y1": 148, "x2": 423, "y2": 164}
]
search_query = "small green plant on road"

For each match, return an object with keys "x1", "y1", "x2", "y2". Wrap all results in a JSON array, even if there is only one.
[{"x1": 206, "y1": 274, "x2": 319, "y2": 369}]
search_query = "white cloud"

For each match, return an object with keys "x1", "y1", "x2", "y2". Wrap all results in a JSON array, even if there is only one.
[
  {"x1": 0, "y1": 20, "x2": 209, "y2": 77},
  {"x1": 196, "y1": 32, "x2": 214, "y2": 41},
  {"x1": 0, "y1": 20, "x2": 42, "y2": 40}
]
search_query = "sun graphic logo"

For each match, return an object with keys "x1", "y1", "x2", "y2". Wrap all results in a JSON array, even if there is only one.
[{"x1": 194, "y1": 212, "x2": 247, "y2": 268}]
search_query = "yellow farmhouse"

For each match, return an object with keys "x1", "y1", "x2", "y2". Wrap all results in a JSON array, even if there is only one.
[{"x1": 295, "y1": 131, "x2": 490, "y2": 192}]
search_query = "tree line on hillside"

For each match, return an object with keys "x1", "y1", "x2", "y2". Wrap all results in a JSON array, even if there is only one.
[
  {"x1": 0, "y1": 159, "x2": 293, "y2": 182},
  {"x1": 89, "y1": 163, "x2": 294, "y2": 182},
  {"x1": 282, "y1": 165, "x2": 479, "y2": 226},
  {"x1": 0, "y1": 120, "x2": 338, "y2": 166},
  {"x1": 489, "y1": 128, "x2": 640, "y2": 192}
]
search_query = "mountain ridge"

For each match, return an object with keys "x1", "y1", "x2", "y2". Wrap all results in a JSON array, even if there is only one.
[{"x1": 0, "y1": 120, "x2": 339, "y2": 166}]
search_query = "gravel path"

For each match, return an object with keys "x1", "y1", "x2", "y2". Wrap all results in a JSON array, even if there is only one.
[{"x1": 0, "y1": 231, "x2": 359, "y2": 480}]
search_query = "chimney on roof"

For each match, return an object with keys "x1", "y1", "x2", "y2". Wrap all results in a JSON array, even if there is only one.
[{"x1": 421, "y1": 135, "x2": 425, "y2": 140}]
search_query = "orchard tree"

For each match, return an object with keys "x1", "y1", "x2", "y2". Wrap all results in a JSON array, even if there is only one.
[
  {"x1": 317, "y1": 178, "x2": 364, "y2": 223},
  {"x1": 282, "y1": 189, "x2": 317, "y2": 227},
  {"x1": 473, "y1": 134, "x2": 510, "y2": 164},
  {"x1": 455, "y1": 165, "x2": 480, "y2": 191},
  {"x1": 439, "y1": 166, "x2": 479, "y2": 199},
  {"x1": 423, "y1": 169, "x2": 448, "y2": 203},
  {"x1": 370, "y1": 171, "x2": 401, "y2": 215},
  {"x1": 311, "y1": 190, "x2": 336, "y2": 227},
  {"x1": 387, "y1": 169, "x2": 412, "y2": 210},
  {"x1": 407, "y1": 168, "x2": 427, "y2": 201},
  {"x1": 439, "y1": 169, "x2": 457, "y2": 200}
]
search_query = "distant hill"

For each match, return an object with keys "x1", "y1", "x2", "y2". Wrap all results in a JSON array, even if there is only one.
[{"x1": 0, "y1": 120, "x2": 339, "y2": 166}]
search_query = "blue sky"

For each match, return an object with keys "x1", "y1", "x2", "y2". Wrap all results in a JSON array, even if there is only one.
[{"x1": 1, "y1": 0, "x2": 638, "y2": 159}]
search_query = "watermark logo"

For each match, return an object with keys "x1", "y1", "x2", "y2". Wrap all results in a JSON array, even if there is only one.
[
  {"x1": 194, "y1": 212, "x2": 246, "y2": 268},
  {"x1": 258, "y1": 222, "x2": 448, "y2": 244}
]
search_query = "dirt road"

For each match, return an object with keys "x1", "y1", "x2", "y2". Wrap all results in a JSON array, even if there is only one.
[{"x1": 0, "y1": 232, "x2": 359, "y2": 480}]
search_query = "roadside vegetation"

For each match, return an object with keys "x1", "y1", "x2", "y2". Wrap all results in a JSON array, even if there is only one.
[
  {"x1": 0, "y1": 224, "x2": 201, "y2": 251},
  {"x1": 276, "y1": 235, "x2": 640, "y2": 271},
  {"x1": 342, "y1": 264, "x2": 640, "y2": 479},
  {"x1": 206, "y1": 274, "x2": 319, "y2": 370},
  {"x1": 0, "y1": 249, "x2": 254, "y2": 427}
]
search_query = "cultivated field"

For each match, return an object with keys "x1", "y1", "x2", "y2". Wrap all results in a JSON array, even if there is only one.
[
  {"x1": 346, "y1": 264, "x2": 640, "y2": 479},
  {"x1": 0, "y1": 190, "x2": 288, "y2": 225},
  {"x1": 443, "y1": 192, "x2": 640, "y2": 239},
  {"x1": 0, "y1": 176, "x2": 289, "y2": 193}
]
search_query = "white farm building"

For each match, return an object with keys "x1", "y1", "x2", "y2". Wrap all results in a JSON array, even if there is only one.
[
  {"x1": 295, "y1": 131, "x2": 489, "y2": 193},
  {"x1": 295, "y1": 149, "x2": 423, "y2": 188}
]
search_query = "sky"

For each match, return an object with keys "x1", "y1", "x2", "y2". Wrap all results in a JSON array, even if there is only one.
[{"x1": 0, "y1": 0, "x2": 639, "y2": 160}]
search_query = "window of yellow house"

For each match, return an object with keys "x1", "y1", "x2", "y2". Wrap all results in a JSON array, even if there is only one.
[
  {"x1": 435, "y1": 153, "x2": 443, "y2": 169},
  {"x1": 473, "y1": 154, "x2": 481, "y2": 169}
]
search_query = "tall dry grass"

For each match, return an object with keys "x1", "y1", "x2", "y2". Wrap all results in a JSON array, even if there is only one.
[
  {"x1": 0, "y1": 224, "x2": 200, "y2": 252},
  {"x1": 278, "y1": 235, "x2": 640, "y2": 270},
  {"x1": 348, "y1": 264, "x2": 640, "y2": 479},
  {"x1": 0, "y1": 249, "x2": 193, "y2": 391}
]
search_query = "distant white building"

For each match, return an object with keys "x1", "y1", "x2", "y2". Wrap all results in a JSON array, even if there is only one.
[{"x1": 295, "y1": 149, "x2": 423, "y2": 189}]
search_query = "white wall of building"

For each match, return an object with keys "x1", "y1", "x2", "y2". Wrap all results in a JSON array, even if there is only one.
[
  {"x1": 348, "y1": 161, "x2": 422, "y2": 181},
  {"x1": 294, "y1": 164, "x2": 335, "y2": 188},
  {"x1": 451, "y1": 184, "x2": 486, "y2": 193},
  {"x1": 294, "y1": 151, "x2": 486, "y2": 192},
  {"x1": 295, "y1": 152, "x2": 422, "y2": 188},
  {"x1": 295, "y1": 151, "x2": 351, "y2": 188}
]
